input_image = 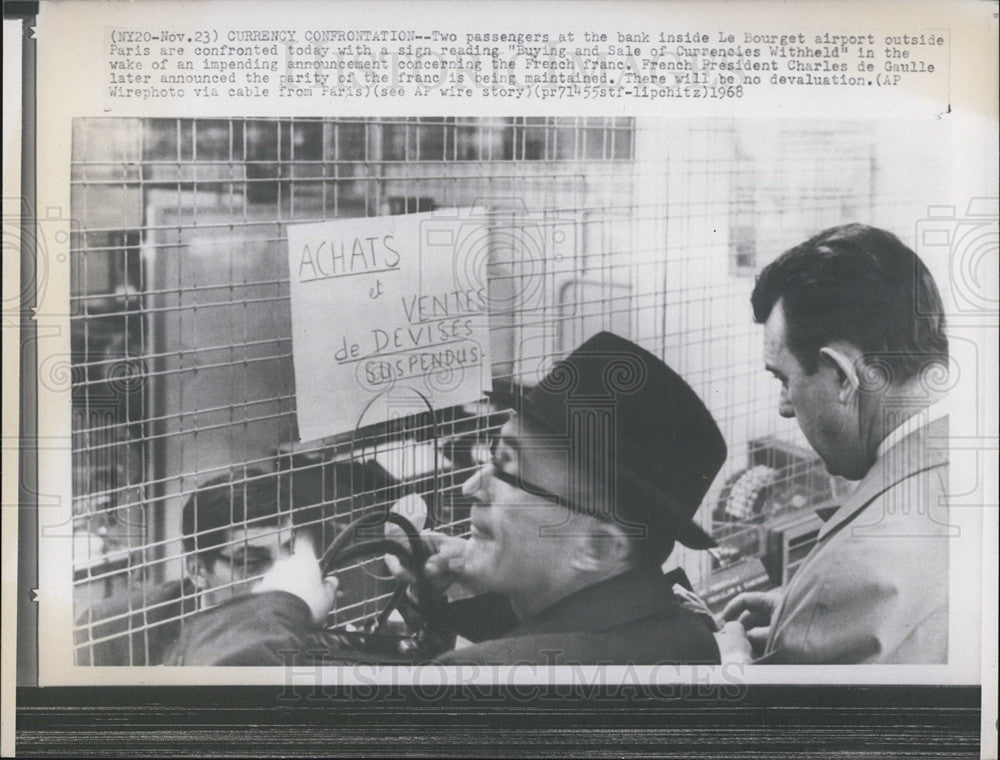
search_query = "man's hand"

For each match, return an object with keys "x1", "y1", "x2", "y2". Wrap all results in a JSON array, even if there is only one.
[
  {"x1": 714, "y1": 621, "x2": 754, "y2": 664},
  {"x1": 385, "y1": 530, "x2": 479, "y2": 601},
  {"x1": 719, "y1": 587, "x2": 784, "y2": 657},
  {"x1": 254, "y1": 533, "x2": 338, "y2": 624},
  {"x1": 671, "y1": 583, "x2": 720, "y2": 632},
  {"x1": 720, "y1": 588, "x2": 783, "y2": 628}
]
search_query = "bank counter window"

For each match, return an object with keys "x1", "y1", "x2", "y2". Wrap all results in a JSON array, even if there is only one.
[{"x1": 68, "y1": 116, "x2": 941, "y2": 665}]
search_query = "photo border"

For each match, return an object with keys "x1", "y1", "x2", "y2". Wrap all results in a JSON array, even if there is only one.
[
  {"x1": 16, "y1": 685, "x2": 984, "y2": 757},
  {"x1": 6, "y1": 0, "x2": 997, "y2": 756}
]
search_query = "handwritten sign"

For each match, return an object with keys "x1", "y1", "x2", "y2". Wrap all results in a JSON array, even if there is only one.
[{"x1": 287, "y1": 210, "x2": 492, "y2": 442}]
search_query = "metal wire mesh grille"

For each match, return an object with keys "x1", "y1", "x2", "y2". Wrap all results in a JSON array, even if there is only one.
[{"x1": 69, "y1": 116, "x2": 945, "y2": 664}]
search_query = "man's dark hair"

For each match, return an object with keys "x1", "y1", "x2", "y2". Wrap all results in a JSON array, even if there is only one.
[
  {"x1": 181, "y1": 469, "x2": 287, "y2": 565},
  {"x1": 751, "y1": 223, "x2": 948, "y2": 382}
]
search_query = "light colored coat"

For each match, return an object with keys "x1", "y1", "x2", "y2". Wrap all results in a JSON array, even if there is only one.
[{"x1": 763, "y1": 413, "x2": 950, "y2": 664}]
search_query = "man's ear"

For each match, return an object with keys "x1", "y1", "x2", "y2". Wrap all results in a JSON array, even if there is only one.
[
  {"x1": 571, "y1": 519, "x2": 632, "y2": 573},
  {"x1": 819, "y1": 345, "x2": 860, "y2": 404}
]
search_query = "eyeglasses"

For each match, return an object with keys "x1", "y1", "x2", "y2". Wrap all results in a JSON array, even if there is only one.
[{"x1": 480, "y1": 436, "x2": 574, "y2": 511}]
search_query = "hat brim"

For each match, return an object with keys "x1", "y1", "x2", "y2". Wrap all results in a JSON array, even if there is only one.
[
  {"x1": 618, "y1": 467, "x2": 718, "y2": 550},
  {"x1": 484, "y1": 386, "x2": 563, "y2": 436},
  {"x1": 483, "y1": 388, "x2": 717, "y2": 550}
]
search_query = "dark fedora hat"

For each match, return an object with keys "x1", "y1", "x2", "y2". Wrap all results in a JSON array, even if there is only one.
[{"x1": 486, "y1": 332, "x2": 725, "y2": 552}]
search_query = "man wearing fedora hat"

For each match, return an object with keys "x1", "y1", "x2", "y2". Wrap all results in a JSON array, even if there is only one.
[{"x1": 165, "y1": 332, "x2": 728, "y2": 666}]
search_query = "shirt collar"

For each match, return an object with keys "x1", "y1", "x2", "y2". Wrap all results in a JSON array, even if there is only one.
[{"x1": 875, "y1": 395, "x2": 951, "y2": 459}]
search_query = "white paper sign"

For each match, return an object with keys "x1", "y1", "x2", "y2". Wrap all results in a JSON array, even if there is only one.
[{"x1": 287, "y1": 209, "x2": 492, "y2": 441}]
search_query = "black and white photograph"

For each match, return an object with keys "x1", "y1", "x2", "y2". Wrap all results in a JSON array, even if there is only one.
[
  {"x1": 63, "y1": 114, "x2": 974, "y2": 671},
  {"x1": 5, "y1": 0, "x2": 997, "y2": 756}
]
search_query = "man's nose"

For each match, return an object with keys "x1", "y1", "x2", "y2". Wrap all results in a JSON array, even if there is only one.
[
  {"x1": 461, "y1": 463, "x2": 489, "y2": 499},
  {"x1": 284, "y1": 528, "x2": 305, "y2": 558},
  {"x1": 778, "y1": 388, "x2": 795, "y2": 418}
]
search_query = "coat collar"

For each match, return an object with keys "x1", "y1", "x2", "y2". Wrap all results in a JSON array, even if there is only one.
[
  {"x1": 876, "y1": 396, "x2": 952, "y2": 458},
  {"x1": 509, "y1": 567, "x2": 677, "y2": 637},
  {"x1": 817, "y1": 413, "x2": 949, "y2": 541}
]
